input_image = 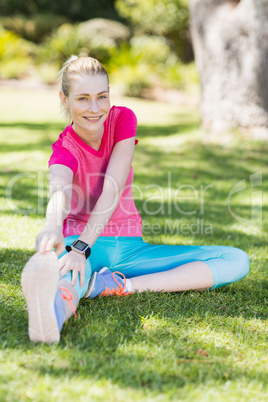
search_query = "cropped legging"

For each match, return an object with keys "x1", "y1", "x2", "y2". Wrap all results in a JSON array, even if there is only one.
[{"x1": 60, "y1": 236, "x2": 250, "y2": 300}]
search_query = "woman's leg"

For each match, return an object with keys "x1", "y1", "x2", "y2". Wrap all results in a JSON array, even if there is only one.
[
  {"x1": 93, "y1": 238, "x2": 250, "y2": 294},
  {"x1": 21, "y1": 235, "x2": 122, "y2": 342},
  {"x1": 130, "y1": 261, "x2": 214, "y2": 292},
  {"x1": 39, "y1": 235, "x2": 119, "y2": 320},
  {"x1": 57, "y1": 235, "x2": 93, "y2": 319},
  {"x1": 123, "y1": 242, "x2": 250, "y2": 292},
  {"x1": 58, "y1": 235, "x2": 119, "y2": 302}
]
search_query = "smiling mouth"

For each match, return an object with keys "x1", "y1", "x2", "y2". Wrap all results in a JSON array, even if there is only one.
[{"x1": 83, "y1": 116, "x2": 102, "y2": 122}]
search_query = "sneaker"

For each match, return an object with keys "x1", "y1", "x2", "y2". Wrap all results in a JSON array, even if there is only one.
[
  {"x1": 21, "y1": 252, "x2": 66, "y2": 344},
  {"x1": 84, "y1": 267, "x2": 131, "y2": 299}
]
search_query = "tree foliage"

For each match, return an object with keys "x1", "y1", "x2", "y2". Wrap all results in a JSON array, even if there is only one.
[
  {"x1": 115, "y1": 0, "x2": 192, "y2": 61},
  {"x1": 0, "y1": 28, "x2": 36, "y2": 79},
  {"x1": 0, "y1": 0, "x2": 197, "y2": 92},
  {"x1": 116, "y1": 0, "x2": 188, "y2": 35},
  {"x1": 0, "y1": 0, "x2": 117, "y2": 21}
]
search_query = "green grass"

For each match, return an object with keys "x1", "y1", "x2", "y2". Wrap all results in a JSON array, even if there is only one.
[{"x1": 0, "y1": 87, "x2": 268, "y2": 401}]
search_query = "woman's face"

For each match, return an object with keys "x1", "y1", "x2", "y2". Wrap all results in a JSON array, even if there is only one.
[{"x1": 61, "y1": 74, "x2": 110, "y2": 136}]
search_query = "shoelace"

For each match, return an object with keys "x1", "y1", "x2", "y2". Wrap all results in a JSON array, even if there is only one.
[
  {"x1": 99, "y1": 271, "x2": 131, "y2": 297},
  {"x1": 59, "y1": 287, "x2": 78, "y2": 317}
]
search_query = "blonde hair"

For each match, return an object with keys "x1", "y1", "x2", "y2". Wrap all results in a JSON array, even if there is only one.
[{"x1": 58, "y1": 55, "x2": 109, "y2": 97}]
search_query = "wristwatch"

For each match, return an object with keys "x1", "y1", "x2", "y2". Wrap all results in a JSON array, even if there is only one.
[{"x1": 65, "y1": 240, "x2": 91, "y2": 259}]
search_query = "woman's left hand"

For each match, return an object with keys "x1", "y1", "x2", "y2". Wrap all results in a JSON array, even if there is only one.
[{"x1": 58, "y1": 250, "x2": 87, "y2": 287}]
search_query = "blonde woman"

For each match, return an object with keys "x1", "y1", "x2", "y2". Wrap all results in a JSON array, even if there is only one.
[{"x1": 21, "y1": 56, "x2": 249, "y2": 344}]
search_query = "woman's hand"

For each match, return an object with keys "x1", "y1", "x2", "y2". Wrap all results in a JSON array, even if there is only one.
[
  {"x1": 35, "y1": 227, "x2": 65, "y2": 256},
  {"x1": 58, "y1": 250, "x2": 86, "y2": 287}
]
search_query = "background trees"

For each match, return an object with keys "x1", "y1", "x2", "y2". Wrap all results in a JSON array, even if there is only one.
[
  {"x1": 2, "y1": 0, "x2": 268, "y2": 133},
  {"x1": 189, "y1": 0, "x2": 268, "y2": 132},
  {"x1": 0, "y1": 0, "x2": 117, "y2": 21},
  {"x1": 0, "y1": 0, "x2": 196, "y2": 97},
  {"x1": 115, "y1": 0, "x2": 192, "y2": 62}
]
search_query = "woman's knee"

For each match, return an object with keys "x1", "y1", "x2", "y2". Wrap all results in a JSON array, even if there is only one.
[
  {"x1": 209, "y1": 246, "x2": 250, "y2": 289},
  {"x1": 225, "y1": 246, "x2": 250, "y2": 280}
]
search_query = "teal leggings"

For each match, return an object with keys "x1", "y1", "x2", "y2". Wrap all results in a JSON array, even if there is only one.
[{"x1": 60, "y1": 236, "x2": 250, "y2": 300}]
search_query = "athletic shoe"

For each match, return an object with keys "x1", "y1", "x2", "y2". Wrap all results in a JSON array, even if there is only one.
[
  {"x1": 21, "y1": 252, "x2": 67, "y2": 344},
  {"x1": 84, "y1": 267, "x2": 131, "y2": 299}
]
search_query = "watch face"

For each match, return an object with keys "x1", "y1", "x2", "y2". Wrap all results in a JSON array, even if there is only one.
[{"x1": 74, "y1": 240, "x2": 87, "y2": 251}]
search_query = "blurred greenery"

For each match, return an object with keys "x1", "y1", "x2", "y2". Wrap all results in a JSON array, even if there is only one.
[
  {"x1": 106, "y1": 36, "x2": 198, "y2": 96},
  {"x1": 0, "y1": 28, "x2": 36, "y2": 79},
  {"x1": 0, "y1": 0, "x2": 118, "y2": 21},
  {"x1": 36, "y1": 24, "x2": 89, "y2": 68},
  {"x1": 0, "y1": 13, "x2": 69, "y2": 43},
  {"x1": 115, "y1": 0, "x2": 192, "y2": 62},
  {"x1": 37, "y1": 20, "x2": 129, "y2": 70},
  {"x1": 0, "y1": 0, "x2": 196, "y2": 96}
]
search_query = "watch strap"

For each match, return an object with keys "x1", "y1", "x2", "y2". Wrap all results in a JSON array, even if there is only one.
[
  {"x1": 84, "y1": 246, "x2": 91, "y2": 259},
  {"x1": 65, "y1": 244, "x2": 72, "y2": 252}
]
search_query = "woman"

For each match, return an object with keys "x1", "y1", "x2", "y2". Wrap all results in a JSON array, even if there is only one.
[{"x1": 21, "y1": 56, "x2": 249, "y2": 344}]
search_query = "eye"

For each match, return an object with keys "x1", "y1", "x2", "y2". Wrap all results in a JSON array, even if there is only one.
[
  {"x1": 99, "y1": 95, "x2": 107, "y2": 99},
  {"x1": 78, "y1": 97, "x2": 87, "y2": 101}
]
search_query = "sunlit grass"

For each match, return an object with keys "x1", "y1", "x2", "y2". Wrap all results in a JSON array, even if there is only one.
[{"x1": 0, "y1": 86, "x2": 267, "y2": 401}]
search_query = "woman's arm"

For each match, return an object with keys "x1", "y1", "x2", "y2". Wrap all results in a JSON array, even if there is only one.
[
  {"x1": 57, "y1": 137, "x2": 135, "y2": 287},
  {"x1": 78, "y1": 136, "x2": 136, "y2": 247},
  {"x1": 35, "y1": 164, "x2": 73, "y2": 255}
]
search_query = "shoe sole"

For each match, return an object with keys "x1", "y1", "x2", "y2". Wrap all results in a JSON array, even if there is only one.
[
  {"x1": 84, "y1": 268, "x2": 109, "y2": 298},
  {"x1": 84, "y1": 271, "x2": 98, "y2": 298},
  {"x1": 21, "y1": 251, "x2": 61, "y2": 344}
]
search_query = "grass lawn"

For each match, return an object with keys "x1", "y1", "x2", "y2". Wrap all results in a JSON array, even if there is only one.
[{"x1": 0, "y1": 86, "x2": 267, "y2": 401}]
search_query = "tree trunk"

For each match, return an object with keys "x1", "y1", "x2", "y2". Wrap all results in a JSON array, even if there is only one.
[{"x1": 189, "y1": 0, "x2": 268, "y2": 133}]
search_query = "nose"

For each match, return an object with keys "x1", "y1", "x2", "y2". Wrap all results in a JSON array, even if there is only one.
[{"x1": 88, "y1": 99, "x2": 100, "y2": 113}]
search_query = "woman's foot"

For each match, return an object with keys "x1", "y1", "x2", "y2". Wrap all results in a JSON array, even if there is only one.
[
  {"x1": 84, "y1": 268, "x2": 131, "y2": 298},
  {"x1": 21, "y1": 252, "x2": 65, "y2": 344}
]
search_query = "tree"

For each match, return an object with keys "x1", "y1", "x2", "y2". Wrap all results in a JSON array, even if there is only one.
[{"x1": 189, "y1": 0, "x2": 268, "y2": 133}]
